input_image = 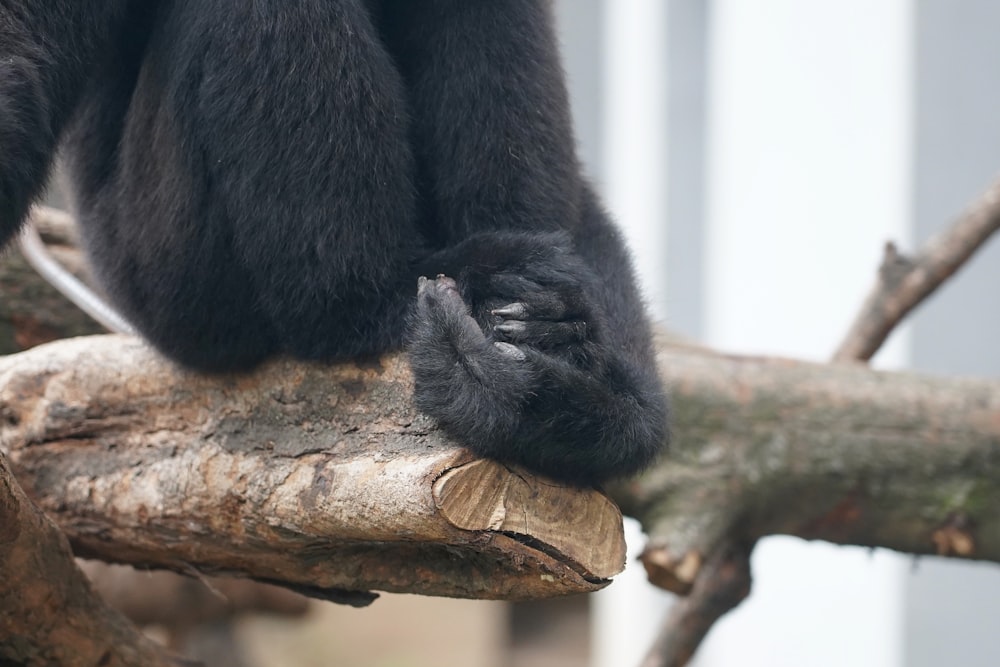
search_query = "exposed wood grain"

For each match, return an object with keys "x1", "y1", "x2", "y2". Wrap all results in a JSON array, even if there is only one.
[
  {"x1": 434, "y1": 459, "x2": 627, "y2": 580},
  {"x1": 0, "y1": 336, "x2": 626, "y2": 603}
]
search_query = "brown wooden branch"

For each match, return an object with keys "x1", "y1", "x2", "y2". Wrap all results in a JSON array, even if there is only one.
[
  {"x1": 607, "y1": 334, "x2": 1000, "y2": 665},
  {"x1": 0, "y1": 336, "x2": 626, "y2": 605},
  {"x1": 0, "y1": 450, "x2": 186, "y2": 667},
  {"x1": 6, "y1": 207, "x2": 1000, "y2": 666},
  {"x1": 638, "y1": 541, "x2": 753, "y2": 667},
  {"x1": 643, "y1": 175, "x2": 1000, "y2": 663},
  {"x1": 834, "y1": 176, "x2": 1000, "y2": 362},
  {"x1": 624, "y1": 334, "x2": 1000, "y2": 572},
  {"x1": 3, "y1": 330, "x2": 999, "y2": 664}
]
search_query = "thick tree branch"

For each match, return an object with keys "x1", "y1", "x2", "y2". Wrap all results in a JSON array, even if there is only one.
[
  {"x1": 0, "y1": 450, "x2": 185, "y2": 667},
  {"x1": 616, "y1": 331, "x2": 1000, "y2": 666},
  {"x1": 613, "y1": 334, "x2": 1000, "y2": 586},
  {"x1": 834, "y1": 176, "x2": 1000, "y2": 362},
  {"x1": 6, "y1": 207, "x2": 1000, "y2": 666},
  {"x1": 0, "y1": 336, "x2": 626, "y2": 604},
  {"x1": 642, "y1": 177, "x2": 1000, "y2": 665},
  {"x1": 3, "y1": 327, "x2": 997, "y2": 600}
]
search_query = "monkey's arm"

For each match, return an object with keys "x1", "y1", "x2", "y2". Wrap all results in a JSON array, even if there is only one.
[{"x1": 0, "y1": 0, "x2": 125, "y2": 245}]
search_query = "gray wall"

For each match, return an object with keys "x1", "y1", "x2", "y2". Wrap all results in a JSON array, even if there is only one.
[
  {"x1": 553, "y1": 0, "x2": 605, "y2": 181},
  {"x1": 905, "y1": 2, "x2": 1000, "y2": 665},
  {"x1": 664, "y1": 0, "x2": 708, "y2": 340}
]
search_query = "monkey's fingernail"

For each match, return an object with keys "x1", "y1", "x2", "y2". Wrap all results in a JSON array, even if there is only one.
[
  {"x1": 493, "y1": 342, "x2": 527, "y2": 361},
  {"x1": 495, "y1": 321, "x2": 526, "y2": 336},
  {"x1": 492, "y1": 303, "x2": 528, "y2": 319}
]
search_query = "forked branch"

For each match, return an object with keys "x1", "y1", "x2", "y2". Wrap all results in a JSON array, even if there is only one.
[{"x1": 834, "y1": 176, "x2": 1000, "y2": 362}]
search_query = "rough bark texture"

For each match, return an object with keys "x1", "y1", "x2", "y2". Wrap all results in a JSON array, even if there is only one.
[
  {"x1": 0, "y1": 451, "x2": 184, "y2": 667},
  {"x1": 613, "y1": 334, "x2": 1000, "y2": 594},
  {"x1": 834, "y1": 175, "x2": 1000, "y2": 362},
  {"x1": 638, "y1": 542, "x2": 752, "y2": 667},
  {"x1": 6, "y1": 206, "x2": 1000, "y2": 667},
  {"x1": 0, "y1": 336, "x2": 626, "y2": 604}
]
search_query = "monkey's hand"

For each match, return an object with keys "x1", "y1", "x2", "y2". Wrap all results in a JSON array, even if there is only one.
[{"x1": 406, "y1": 233, "x2": 666, "y2": 486}]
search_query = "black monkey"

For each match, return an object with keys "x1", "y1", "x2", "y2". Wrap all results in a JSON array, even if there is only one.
[{"x1": 0, "y1": 1, "x2": 667, "y2": 484}]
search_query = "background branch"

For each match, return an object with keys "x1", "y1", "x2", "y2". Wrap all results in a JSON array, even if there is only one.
[
  {"x1": 637, "y1": 175, "x2": 1000, "y2": 667},
  {"x1": 613, "y1": 332, "x2": 1000, "y2": 665},
  {"x1": 834, "y1": 175, "x2": 1000, "y2": 362},
  {"x1": 82, "y1": 563, "x2": 309, "y2": 667},
  {"x1": 638, "y1": 541, "x2": 753, "y2": 667},
  {"x1": 630, "y1": 338, "x2": 1000, "y2": 555}
]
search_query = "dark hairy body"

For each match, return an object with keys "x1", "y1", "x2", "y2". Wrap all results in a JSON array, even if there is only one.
[{"x1": 0, "y1": 0, "x2": 667, "y2": 484}]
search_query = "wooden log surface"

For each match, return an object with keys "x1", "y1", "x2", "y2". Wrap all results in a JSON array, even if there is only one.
[
  {"x1": 0, "y1": 450, "x2": 183, "y2": 667},
  {"x1": 0, "y1": 335, "x2": 627, "y2": 602},
  {"x1": 616, "y1": 336, "x2": 1000, "y2": 594},
  {"x1": 7, "y1": 203, "x2": 1000, "y2": 667}
]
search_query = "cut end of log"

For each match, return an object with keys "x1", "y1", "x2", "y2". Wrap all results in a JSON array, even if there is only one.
[
  {"x1": 432, "y1": 459, "x2": 627, "y2": 582},
  {"x1": 639, "y1": 545, "x2": 703, "y2": 595}
]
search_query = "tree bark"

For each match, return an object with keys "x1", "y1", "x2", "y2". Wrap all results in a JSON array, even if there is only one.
[
  {"x1": 615, "y1": 334, "x2": 1000, "y2": 595},
  {"x1": 4, "y1": 326, "x2": 998, "y2": 606},
  {"x1": 0, "y1": 336, "x2": 626, "y2": 604},
  {"x1": 0, "y1": 450, "x2": 185, "y2": 667},
  {"x1": 834, "y1": 174, "x2": 1000, "y2": 362},
  {"x1": 638, "y1": 542, "x2": 752, "y2": 667}
]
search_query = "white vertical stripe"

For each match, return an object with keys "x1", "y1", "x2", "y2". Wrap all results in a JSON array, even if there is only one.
[
  {"x1": 601, "y1": 0, "x2": 671, "y2": 321},
  {"x1": 705, "y1": 0, "x2": 913, "y2": 367},
  {"x1": 699, "y1": 1, "x2": 913, "y2": 665},
  {"x1": 592, "y1": 3, "x2": 674, "y2": 667}
]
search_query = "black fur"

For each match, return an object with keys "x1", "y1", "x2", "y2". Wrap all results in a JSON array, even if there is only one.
[{"x1": 0, "y1": 0, "x2": 668, "y2": 484}]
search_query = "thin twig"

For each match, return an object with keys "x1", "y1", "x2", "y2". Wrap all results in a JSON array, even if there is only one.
[
  {"x1": 834, "y1": 176, "x2": 1000, "y2": 362},
  {"x1": 639, "y1": 542, "x2": 753, "y2": 667}
]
